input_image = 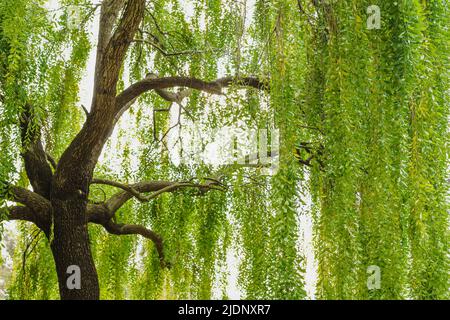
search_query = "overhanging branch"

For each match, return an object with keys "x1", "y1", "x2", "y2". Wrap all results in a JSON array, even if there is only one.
[
  {"x1": 101, "y1": 220, "x2": 168, "y2": 268},
  {"x1": 91, "y1": 179, "x2": 224, "y2": 214},
  {"x1": 115, "y1": 75, "x2": 268, "y2": 114},
  {"x1": 86, "y1": 203, "x2": 168, "y2": 268}
]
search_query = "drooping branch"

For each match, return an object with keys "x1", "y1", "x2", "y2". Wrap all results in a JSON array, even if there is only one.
[
  {"x1": 86, "y1": 204, "x2": 167, "y2": 267},
  {"x1": 99, "y1": 220, "x2": 167, "y2": 268},
  {"x1": 115, "y1": 75, "x2": 268, "y2": 114},
  {"x1": 87, "y1": 177, "x2": 224, "y2": 268}
]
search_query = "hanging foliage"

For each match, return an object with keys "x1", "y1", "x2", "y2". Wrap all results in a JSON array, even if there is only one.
[{"x1": 0, "y1": 0, "x2": 448, "y2": 300}]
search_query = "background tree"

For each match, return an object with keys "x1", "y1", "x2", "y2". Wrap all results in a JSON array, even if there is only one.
[{"x1": 0, "y1": 0, "x2": 448, "y2": 300}]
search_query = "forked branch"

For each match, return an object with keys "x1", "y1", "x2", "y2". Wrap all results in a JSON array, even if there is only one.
[{"x1": 90, "y1": 178, "x2": 225, "y2": 213}]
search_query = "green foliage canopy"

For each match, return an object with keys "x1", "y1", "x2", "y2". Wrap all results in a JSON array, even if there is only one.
[{"x1": 0, "y1": 0, "x2": 448, "y2": 300}]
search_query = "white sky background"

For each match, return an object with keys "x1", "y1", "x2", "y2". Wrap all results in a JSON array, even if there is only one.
[{"x1": 1, "y1": 0, "x2": 317, "y2": 300}]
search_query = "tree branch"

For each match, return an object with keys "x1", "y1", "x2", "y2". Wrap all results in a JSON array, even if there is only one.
[
  {"x1": 93, "y1": 0, "x2": 127, "y2": 89},
  {"x1": 20, "y1": 104, "x2": 53, "y2": 198},
  {"x1": 86, "y1": 177, "x2": 224, "y2": 270},
  {"x1": 6, "y1": 186, "x2": 52, "y2": 233},
  {"x1": 91, "y1": 179, "x2": 224, "y2": 214},
  {"x1": 53, "y1": 0, "x2": 146, "y2": 194},
  {"x1": 91, "y1": 178, "x2": 151, "y2": 202},
  {"x1": 144, "y1": 72, "x2": 193, "y2": 103},
  {"x1": 94, "y1": 0, "x2": 146, "y2": 98},
  {"x1": 86, "y1": 202, "x2": 168, "y2": 268},
  {"x1": 116, "y1": 75, "x2": 268, "y2": 114},
  {"x1": 100, "y1": 220, "x2": 168, "y2": 268},
  {"x1": 1, "y1": 206, "x2": 35, "y2": 223},
  {"x1": 9, "y1": 185, "x2": 51, "y2": 213}
]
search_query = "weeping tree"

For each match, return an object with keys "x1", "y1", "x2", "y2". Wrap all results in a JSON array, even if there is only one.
[{"x1": 0, "y1": 0, "x2": 448, "y2": 300}]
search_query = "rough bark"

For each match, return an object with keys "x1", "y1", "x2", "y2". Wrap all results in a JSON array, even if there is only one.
[{"x1": 50, "y1": 196, "x2": 99, "y2": 300}]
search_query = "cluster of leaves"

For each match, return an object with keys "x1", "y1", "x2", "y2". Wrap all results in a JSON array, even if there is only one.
[{"x1": 302, "y1": 0, "x2": 449, "y2": 299}]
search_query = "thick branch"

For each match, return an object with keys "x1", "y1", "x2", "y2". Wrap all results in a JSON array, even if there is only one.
[
  {"x1": 9, "y1": 185, "x2": 51, "y2": 213},
  {"x1": 1, "y1": 206, "x2": 35, "y2": 223},
  {"x1": 8, "y1": 186, "x2": 52, "y2": 232},
  {"x1": 143, "y1": 73, "x2": 193, "y2": 103},
  {"x1": 20, "y1": 104, "x2": 53, "y2": 198},
  {"x1": 94, "y1": 0, "x2": 127, "y2": 83},
  {"x1": 116, "y1": 76, "x2": 268, "y2": 114},
  {"x1": 102, "y1": 221, "x2": 167, "y2": 267},
  {"x1": 86, "y1": 204, "x2": 168, "y2": 267},
  {"x1": 94, "y1": 0, "x2": 146, "y2": 99},
  {"x1": 87, "y1": 177, "x2": 224, "y2": 270}
]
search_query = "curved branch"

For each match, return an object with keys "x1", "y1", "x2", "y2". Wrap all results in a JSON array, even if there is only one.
[
  {"x1": 91, "y1": 178, "x2": 150, "y2": 202},
  {"x1": 115, "y1": 76, "x2": 268, "y2": 115},
  {"x1": 86, "y1": 204, "x2": 168, "y2": 268},
  {"x1": 86, "y1": 177, "x2": 225, "y2": 269},
  {"x1": 91, "y1": 179, "x2": 224, "y2": 214},
  {"x1": 102, "y1": 221, "x2": 168, "y2": 268}
]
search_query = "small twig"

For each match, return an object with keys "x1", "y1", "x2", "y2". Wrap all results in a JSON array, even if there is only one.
[{"x1": 80, "y1": 104, "x2": 89, "y2": 117}]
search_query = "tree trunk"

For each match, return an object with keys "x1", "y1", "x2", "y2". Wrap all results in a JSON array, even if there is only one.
[{"x1": 50, "y1": 195, "x2": 100, "y2": 300}]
